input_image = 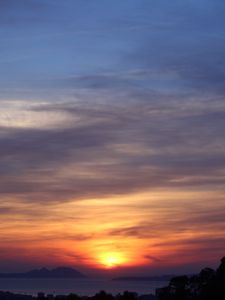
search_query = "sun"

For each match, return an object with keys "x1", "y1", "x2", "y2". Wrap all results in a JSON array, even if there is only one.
[{"x1": 99, "y1": 252, "x2": 125, "y2": 268}]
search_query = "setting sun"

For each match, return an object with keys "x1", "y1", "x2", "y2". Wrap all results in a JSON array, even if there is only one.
[{"x1": 99, "y1": 252, "x2": 125, "y2": 268}]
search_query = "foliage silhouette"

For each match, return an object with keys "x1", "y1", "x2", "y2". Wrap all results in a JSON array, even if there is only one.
[{"x1": 156, "y1": 256, "x2": 225, "y2": 300}]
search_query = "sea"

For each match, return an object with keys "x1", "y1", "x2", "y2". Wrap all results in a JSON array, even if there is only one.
[{"x1": 0, "y1": 278, "x2": 168, "y2": 296}]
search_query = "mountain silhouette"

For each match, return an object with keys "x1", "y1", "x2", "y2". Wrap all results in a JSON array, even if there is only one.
[{"x1": 0, "y1": 267, "x2": 86, "y2": 278}]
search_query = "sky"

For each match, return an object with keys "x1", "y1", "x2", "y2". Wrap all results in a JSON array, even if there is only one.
[{"x1": 0, "y1": 0, "x2": 225, "y2": 276}]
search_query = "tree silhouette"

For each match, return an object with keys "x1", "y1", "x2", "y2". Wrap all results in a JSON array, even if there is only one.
[{"x1": 157, "y1": 256, "x2": 225, "y2": 300}]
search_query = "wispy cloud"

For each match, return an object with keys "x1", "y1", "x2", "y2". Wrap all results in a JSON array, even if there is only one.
[{"x1": 0, "y1": 0, "x2": 225, "y2": 272}]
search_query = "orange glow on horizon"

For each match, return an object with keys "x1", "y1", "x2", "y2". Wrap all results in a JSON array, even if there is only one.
[{"x1": 1, "y1": 189, "x2": 225, "y2": 270}]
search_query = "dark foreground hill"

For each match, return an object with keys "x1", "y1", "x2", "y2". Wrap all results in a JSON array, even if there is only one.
[
  {"x1": 0, "y1": 267, "x2": 86, "y2": 279},
  {"x1": 156, "y1": 256, "x2": 225, "y2": 300},
  {"x1": 0, "y1": 291, "x2": 156, "y2": 300}
]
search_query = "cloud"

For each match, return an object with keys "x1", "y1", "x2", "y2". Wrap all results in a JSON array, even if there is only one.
[
  {"x1": 0, "y1": 95, "x2": 225, "y2": 204},
  {"x1": 144, "y1": 255, "x2": 162, "y2": 263},
  {"x1": 0, "y1": 0, "x2": 225, "y2": 271}
]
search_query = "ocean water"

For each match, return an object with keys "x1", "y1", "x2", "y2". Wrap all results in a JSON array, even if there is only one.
[{"x1": 0, "y1": 278, "x2": 168, "y2": 296}]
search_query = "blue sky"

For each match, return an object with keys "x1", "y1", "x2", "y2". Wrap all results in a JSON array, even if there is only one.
[{"x1": 1, "y1": 0, "x2": 225, "y2": 99}]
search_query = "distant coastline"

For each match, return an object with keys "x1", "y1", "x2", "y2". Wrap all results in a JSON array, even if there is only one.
[
  {"x1": 0, "y1": 267, "x2": 86, "y2": 279},
  {"x1": 113, "y1": 275, "x2": 174, "y2": 282}
]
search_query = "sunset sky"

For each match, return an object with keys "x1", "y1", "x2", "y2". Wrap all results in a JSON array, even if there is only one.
[{"x1": 0, "y1": 0, "x2": 225, "y2": 276}]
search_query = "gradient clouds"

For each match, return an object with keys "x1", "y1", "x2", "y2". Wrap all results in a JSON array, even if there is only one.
[{"x1": 0, "y1": 0, "x2": 225, "y2": 273}]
